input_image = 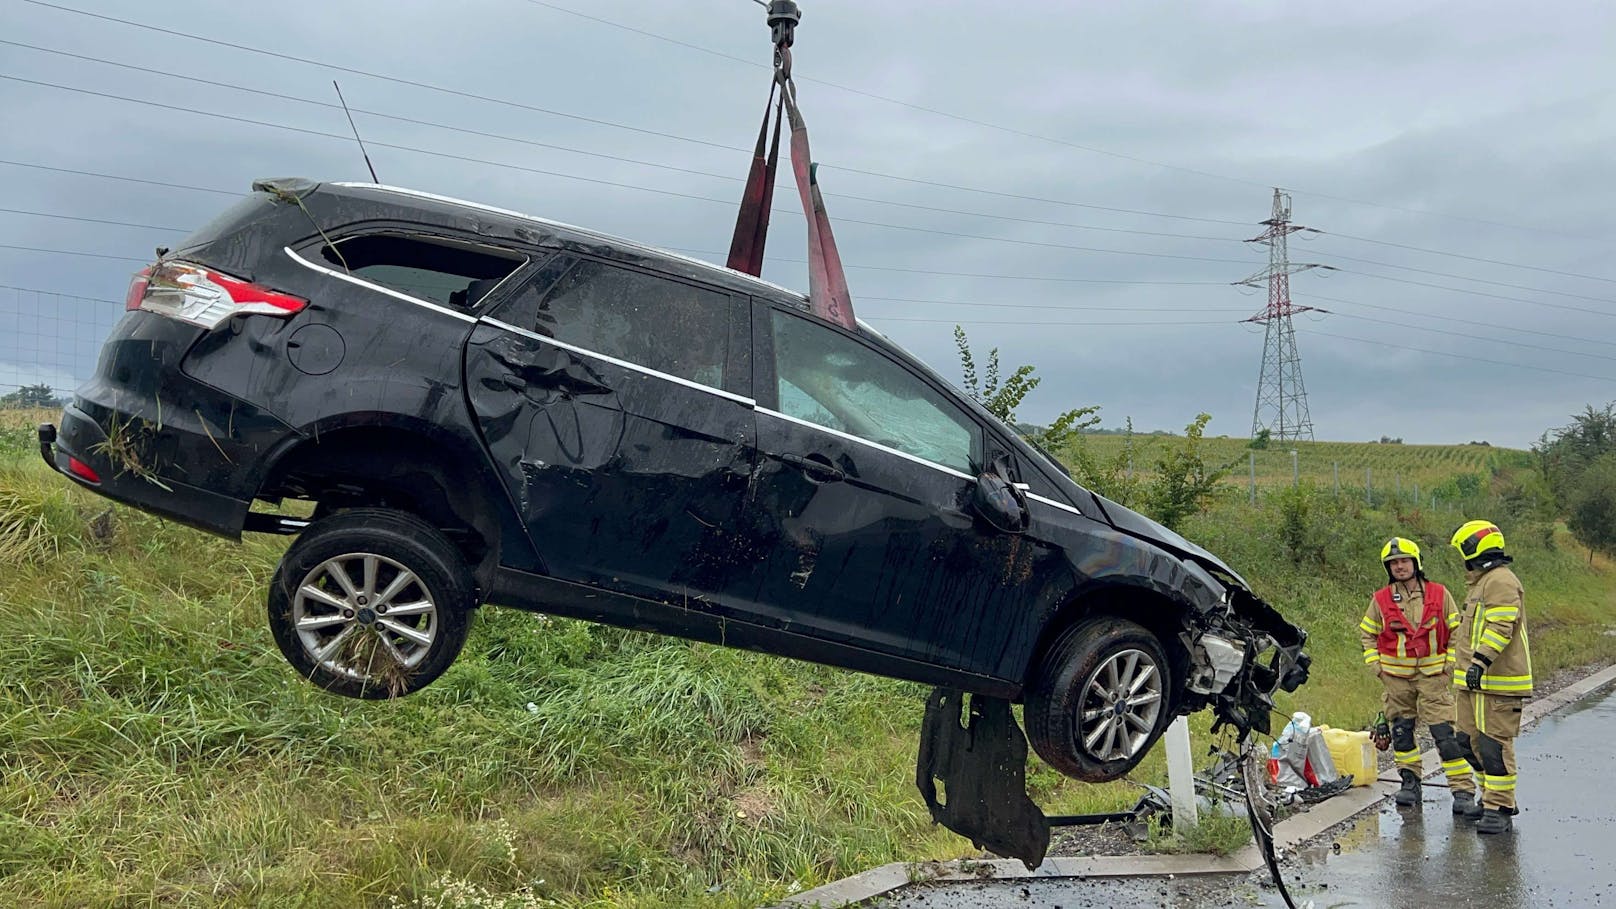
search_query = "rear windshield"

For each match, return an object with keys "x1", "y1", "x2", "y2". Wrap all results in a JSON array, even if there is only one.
[{"x1": 172, "y1": 193, "x2": 283, "y2": 257}]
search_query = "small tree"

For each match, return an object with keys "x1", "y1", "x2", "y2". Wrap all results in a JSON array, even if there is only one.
[
  {"x1": 1536, "y1": 402, "x2": 1616, "y2": 504},
  {"x1": 1145, "y1": 413, "x2": 1228, "y2": 531},
  {"x1": 1248, "y1": 428, "x2": 1271, "y2": 450},
  {"x1": 1567, "y1": 452, "x2": 1616, "y2": 562},
  {"x1": 0, "y1": 383, "x2": 61, "y2": 409},
  {"x1": 953, "y1": 325, "x2": 1099, "y2": 454}
]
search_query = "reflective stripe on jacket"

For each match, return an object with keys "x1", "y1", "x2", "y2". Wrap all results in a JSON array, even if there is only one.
[{"x1": 1450, "y1": 564, "x2": 1533, "y2": 696}]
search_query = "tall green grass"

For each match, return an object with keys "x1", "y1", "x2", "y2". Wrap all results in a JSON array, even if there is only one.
[{"x1": 2, "y1": 418, "x2": 1613, "y2": 907}]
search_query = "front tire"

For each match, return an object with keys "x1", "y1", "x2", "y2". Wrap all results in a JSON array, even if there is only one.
[
  {"x1": 268, "y1": 508, "x2": 474, "y2": 699},
  {"x1": 1025, "y1": 616, "x2": 1172, "y2": 782}
]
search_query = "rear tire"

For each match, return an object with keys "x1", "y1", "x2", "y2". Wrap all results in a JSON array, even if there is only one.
[
  {"x1": 1025, "y1": 616, "x2": 1172, "y2": 782},
  {"x1": 268, "y1": 508, "x2": 474, "y2": 699}
]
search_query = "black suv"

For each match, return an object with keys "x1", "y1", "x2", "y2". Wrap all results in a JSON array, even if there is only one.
[{"x1": 41, "y1": 179, "x2": 1306, "y2": 783}]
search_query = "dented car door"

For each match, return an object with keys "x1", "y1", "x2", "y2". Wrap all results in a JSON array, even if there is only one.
[
  {"x1": 464, "y1": 253, "x2": 757, "y2": 605},
  {"x1": 731, "y1": 306, "x2": 1053, "y2": 671}
]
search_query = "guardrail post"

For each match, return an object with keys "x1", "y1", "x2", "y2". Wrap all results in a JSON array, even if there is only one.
[{"x1": 1166, "y1": 716, "x2": 1198, "y2": 834}]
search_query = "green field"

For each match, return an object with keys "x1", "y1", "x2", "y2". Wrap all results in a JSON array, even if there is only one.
[
  {"x1": 1059, "y1": 433, "x2": 1521, "y2": 496},
  {"x1": 3, "y1": 410, "x2": 1613, "y2": 908}
]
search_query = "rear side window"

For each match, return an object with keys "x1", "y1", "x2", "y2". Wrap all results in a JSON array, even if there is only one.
[
  {"x1": 489, "y1": 257, "x2": 729, "y2": 388},
  {"x1": 321, "y1": 233, "x2": 525, "y2": 310},
  {"x1": 772, "y1": 310, "x2": 978, "y2": 473}
]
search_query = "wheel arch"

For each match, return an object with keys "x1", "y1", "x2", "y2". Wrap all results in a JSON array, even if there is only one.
[
  {"x1": 1024, "y1": 580, "x2": 1197, "y2": 697},
  {"x1": 253, "y1": 414, "x2": 534, "y2": 588}
]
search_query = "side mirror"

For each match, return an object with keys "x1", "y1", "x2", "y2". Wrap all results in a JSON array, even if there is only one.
[{"x1": 972, "y1": 471, "x2": 1029, "y2": 534}]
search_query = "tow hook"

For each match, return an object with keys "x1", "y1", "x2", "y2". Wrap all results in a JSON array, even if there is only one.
[{"x1": 37, "y1": 423, "x2": 57, "y2": 471}]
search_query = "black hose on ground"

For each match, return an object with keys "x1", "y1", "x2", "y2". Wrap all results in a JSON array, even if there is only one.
[{"x1": 1242, "y1": 744, "x2": 1301, "y2": 909}]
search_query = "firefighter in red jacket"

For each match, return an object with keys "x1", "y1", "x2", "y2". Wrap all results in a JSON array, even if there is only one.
[{"x1": 1359, "y1": 537, "x2": 1475, "y2": 813}]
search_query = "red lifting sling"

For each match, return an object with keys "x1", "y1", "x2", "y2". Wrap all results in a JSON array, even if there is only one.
[{"x1": 726, "y1": 1, "x2": 856, "y2": 331}]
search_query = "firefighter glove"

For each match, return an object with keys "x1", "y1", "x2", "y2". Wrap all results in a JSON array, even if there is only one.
[
  {"x1": 1465, "y1": 652, "x2": 1491, "y2": 691},
  {"x1": 1373, "y1": 721, "x2": 1391, "y2": 751}
]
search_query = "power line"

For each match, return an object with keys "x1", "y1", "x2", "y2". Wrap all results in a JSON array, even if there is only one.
[
  {"x1": 0, "y1": 74, "x2": 1268, "y2": 268},
  {"x1": 1299, "y1": 327, "x2": 1616, "y2": 384},
  {"x1": 22, "y1": 2, "x2": 1593, "y2": 252},
  {"x1": 1311, "y1": 229, "x2": 1616, "y2": 286},
  {"x1": 1323, "y1": 267, "x2": 1616, "y2": 320},
  {"x1": 0, "y1": 244, "x2": 148, "y2": 262},
  {"x1": 510, "y1": 0, "x2": 1595, "y2": 239},
  {"x1": 0, "y1": 39, "x2": 1257, "y2": 243},
  {"x1": 0, "y1": 159, "x2": 236, "y2": 196},
  {"x1": 0, "y1": 207, "x2": 186, "y2": 232},
  {"x1": 1320, "y1": 311, "x2": 1616, "y2": 364},
  {"x1": 1319, "y1": 252, "x2": 1616, "y2": 305},
  {"x1": 1294, "y1": 291, "x2": 1616, "y2": 350},
  {"x1": 0, "y1": 2, "x2": 1281, "y2": 232}
]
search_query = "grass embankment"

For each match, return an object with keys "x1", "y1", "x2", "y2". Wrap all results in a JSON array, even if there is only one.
[{"x1": 2, "y1": 410, "x2": 1613, "y2": 906}]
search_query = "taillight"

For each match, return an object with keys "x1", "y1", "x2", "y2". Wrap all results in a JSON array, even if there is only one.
[
  {"x1": 131, "y1": 261, "x2": 307, "y2": 328},
  {"x1": 67, "y1": 456, "x2": 101, "y2": 484},
  {"x1": 125, "y1": 266, "x2": 152, "y2": 311}
]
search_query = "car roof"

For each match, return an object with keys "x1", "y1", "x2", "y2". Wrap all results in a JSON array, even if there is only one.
[{"x1": 327, "y1": 182, "x2": 810, "y2": 305}]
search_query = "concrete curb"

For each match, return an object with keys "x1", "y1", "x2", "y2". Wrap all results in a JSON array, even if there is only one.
[{"x1": 781, "y1": 663, "x2": 1616, "y2": 907}]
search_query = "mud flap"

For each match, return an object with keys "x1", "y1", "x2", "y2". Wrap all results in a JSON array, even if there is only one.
[{"x1": 915, "y1": 688, "x2": 1049, "y2": 869}]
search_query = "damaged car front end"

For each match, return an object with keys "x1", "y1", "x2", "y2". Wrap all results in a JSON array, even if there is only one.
[{"x1": 917, "y1": 488, "x2": 1308, "y2": 868}]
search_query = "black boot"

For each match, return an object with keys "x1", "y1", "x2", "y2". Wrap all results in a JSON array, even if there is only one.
[
  {"x1": 1477, "y1": 808, "x2": 1513, "y2": 834},
  {"x1": 1394, "y1": 768, "x2": 1421, "y2": 807},
  {"x1": 1452, "y1": 790, "x2": 1482, "y2": 819}
]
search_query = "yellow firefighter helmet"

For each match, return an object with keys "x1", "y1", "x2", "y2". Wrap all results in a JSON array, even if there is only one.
[
  {"x1": 1380, "y1": 537, "x2": 1423, "y2": 573},
  {"x1": 1451, "y1": 520, "x2": 1506, "y2": 562}
]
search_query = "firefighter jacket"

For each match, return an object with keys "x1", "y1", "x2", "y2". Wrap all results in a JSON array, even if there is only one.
[
  {"x1": 1450, "y1": 563, "x2": 1533, "y2": 696},
  {"x1": 1360, "y1": 580, "x2": 1455, "y2": 677}
]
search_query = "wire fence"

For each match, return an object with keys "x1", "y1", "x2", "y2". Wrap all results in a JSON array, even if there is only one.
[{"x1": 0, "y1": 285, "x2": 121, "y2": 403}]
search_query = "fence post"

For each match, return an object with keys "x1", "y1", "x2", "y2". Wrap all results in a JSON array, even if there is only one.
[
  {"x1": 1333, "y1": 462, "x2": 1340, "y2": 497},
  {"x1": 1414, "y1": 482, "x2": 1420, "y2": 506},
  {"x1": 1291, "y1": 449, "x2": 1299, "y2": 488},
  {"x1": 1431, "y1": 493, "x2": 1437, "y2": 510},
  {"x1": 1127, "y1": 456, "x2": 1133, "y2": 483},
  {"x1": 1366, "y1": 467, "x2": 1373, "y2": 506},
  {"x1": 1396, "y1": 474, "x2": 1402, "y2": 502},
  {"x1": 1249, "y1": 451, "x2": 1256, "y2": 505},
  {"x1": 1165, "y1": 716, "x2": 1198, "y2": 834}
]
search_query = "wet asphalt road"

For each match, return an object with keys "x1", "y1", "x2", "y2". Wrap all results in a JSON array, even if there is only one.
[{"x1": 878, "y1": 682, "x2": 1616, "y2": 909}]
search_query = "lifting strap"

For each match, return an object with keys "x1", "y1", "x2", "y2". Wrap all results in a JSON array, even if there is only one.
[{"x1": 726, "y1": 1, "x2": 857, "y2": 331}]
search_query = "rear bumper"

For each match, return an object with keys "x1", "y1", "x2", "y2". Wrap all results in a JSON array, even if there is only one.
[{"x1": 41, "y1": 405, "x2": 251, "y2": 539}]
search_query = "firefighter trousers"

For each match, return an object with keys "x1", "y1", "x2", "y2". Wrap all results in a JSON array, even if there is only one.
[
  {"x1": 1454, "y1": 688, "x2": 1524, "y2": 812},
  {"x1": 1382, "y1": 672, "x2": 1473, "y2": 794}
]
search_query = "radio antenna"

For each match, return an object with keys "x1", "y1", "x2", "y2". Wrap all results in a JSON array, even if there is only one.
[{"x1": 332, "y1": 80, "x2": 380, "y2": 183}]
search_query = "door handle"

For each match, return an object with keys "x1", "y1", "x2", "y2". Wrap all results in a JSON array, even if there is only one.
[{"x1": 779, "y1": 452, "x2": 845, "y2": 483}]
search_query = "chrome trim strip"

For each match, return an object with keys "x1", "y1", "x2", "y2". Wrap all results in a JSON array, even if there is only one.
[
  {"x1": 481, "y1": 317, "x2": 755, "y2": 406},
  {"x1": 756, "y1": 407, "x2": 976, "y2": 482},
  {"x1": 332, "y1": 182, "x2": 804, "y2": 301},
  {"x1": 282, "y1": 246, "x2": 477, "y2": 323},
  {"x1": 1027, "y1": 492, "x2": 1083, "y2": 517}
]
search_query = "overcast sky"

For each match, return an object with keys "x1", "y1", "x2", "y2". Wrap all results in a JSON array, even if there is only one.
[{"x1": 2, "y1": 0, "x2": 1613, "y2": 447}]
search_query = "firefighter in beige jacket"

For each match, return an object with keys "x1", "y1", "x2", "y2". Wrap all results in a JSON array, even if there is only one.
[
  {"x1": 1359, "y1": 537, "x2": 1471, "y2": 812},
  {"x1": 1449, "y1": 520, "x2": 1532, "y2": 835}
]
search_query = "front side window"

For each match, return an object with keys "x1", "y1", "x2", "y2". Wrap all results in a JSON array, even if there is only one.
[
  {"x1": 772, "y1": 310, "x2": 977, "y2": 473},
  {"x1": 320, "y1": 233, "x2": 525, "y2": 310},
  {"x1": 489, "y1": 258, "x2": 729, "y2": 388}
]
